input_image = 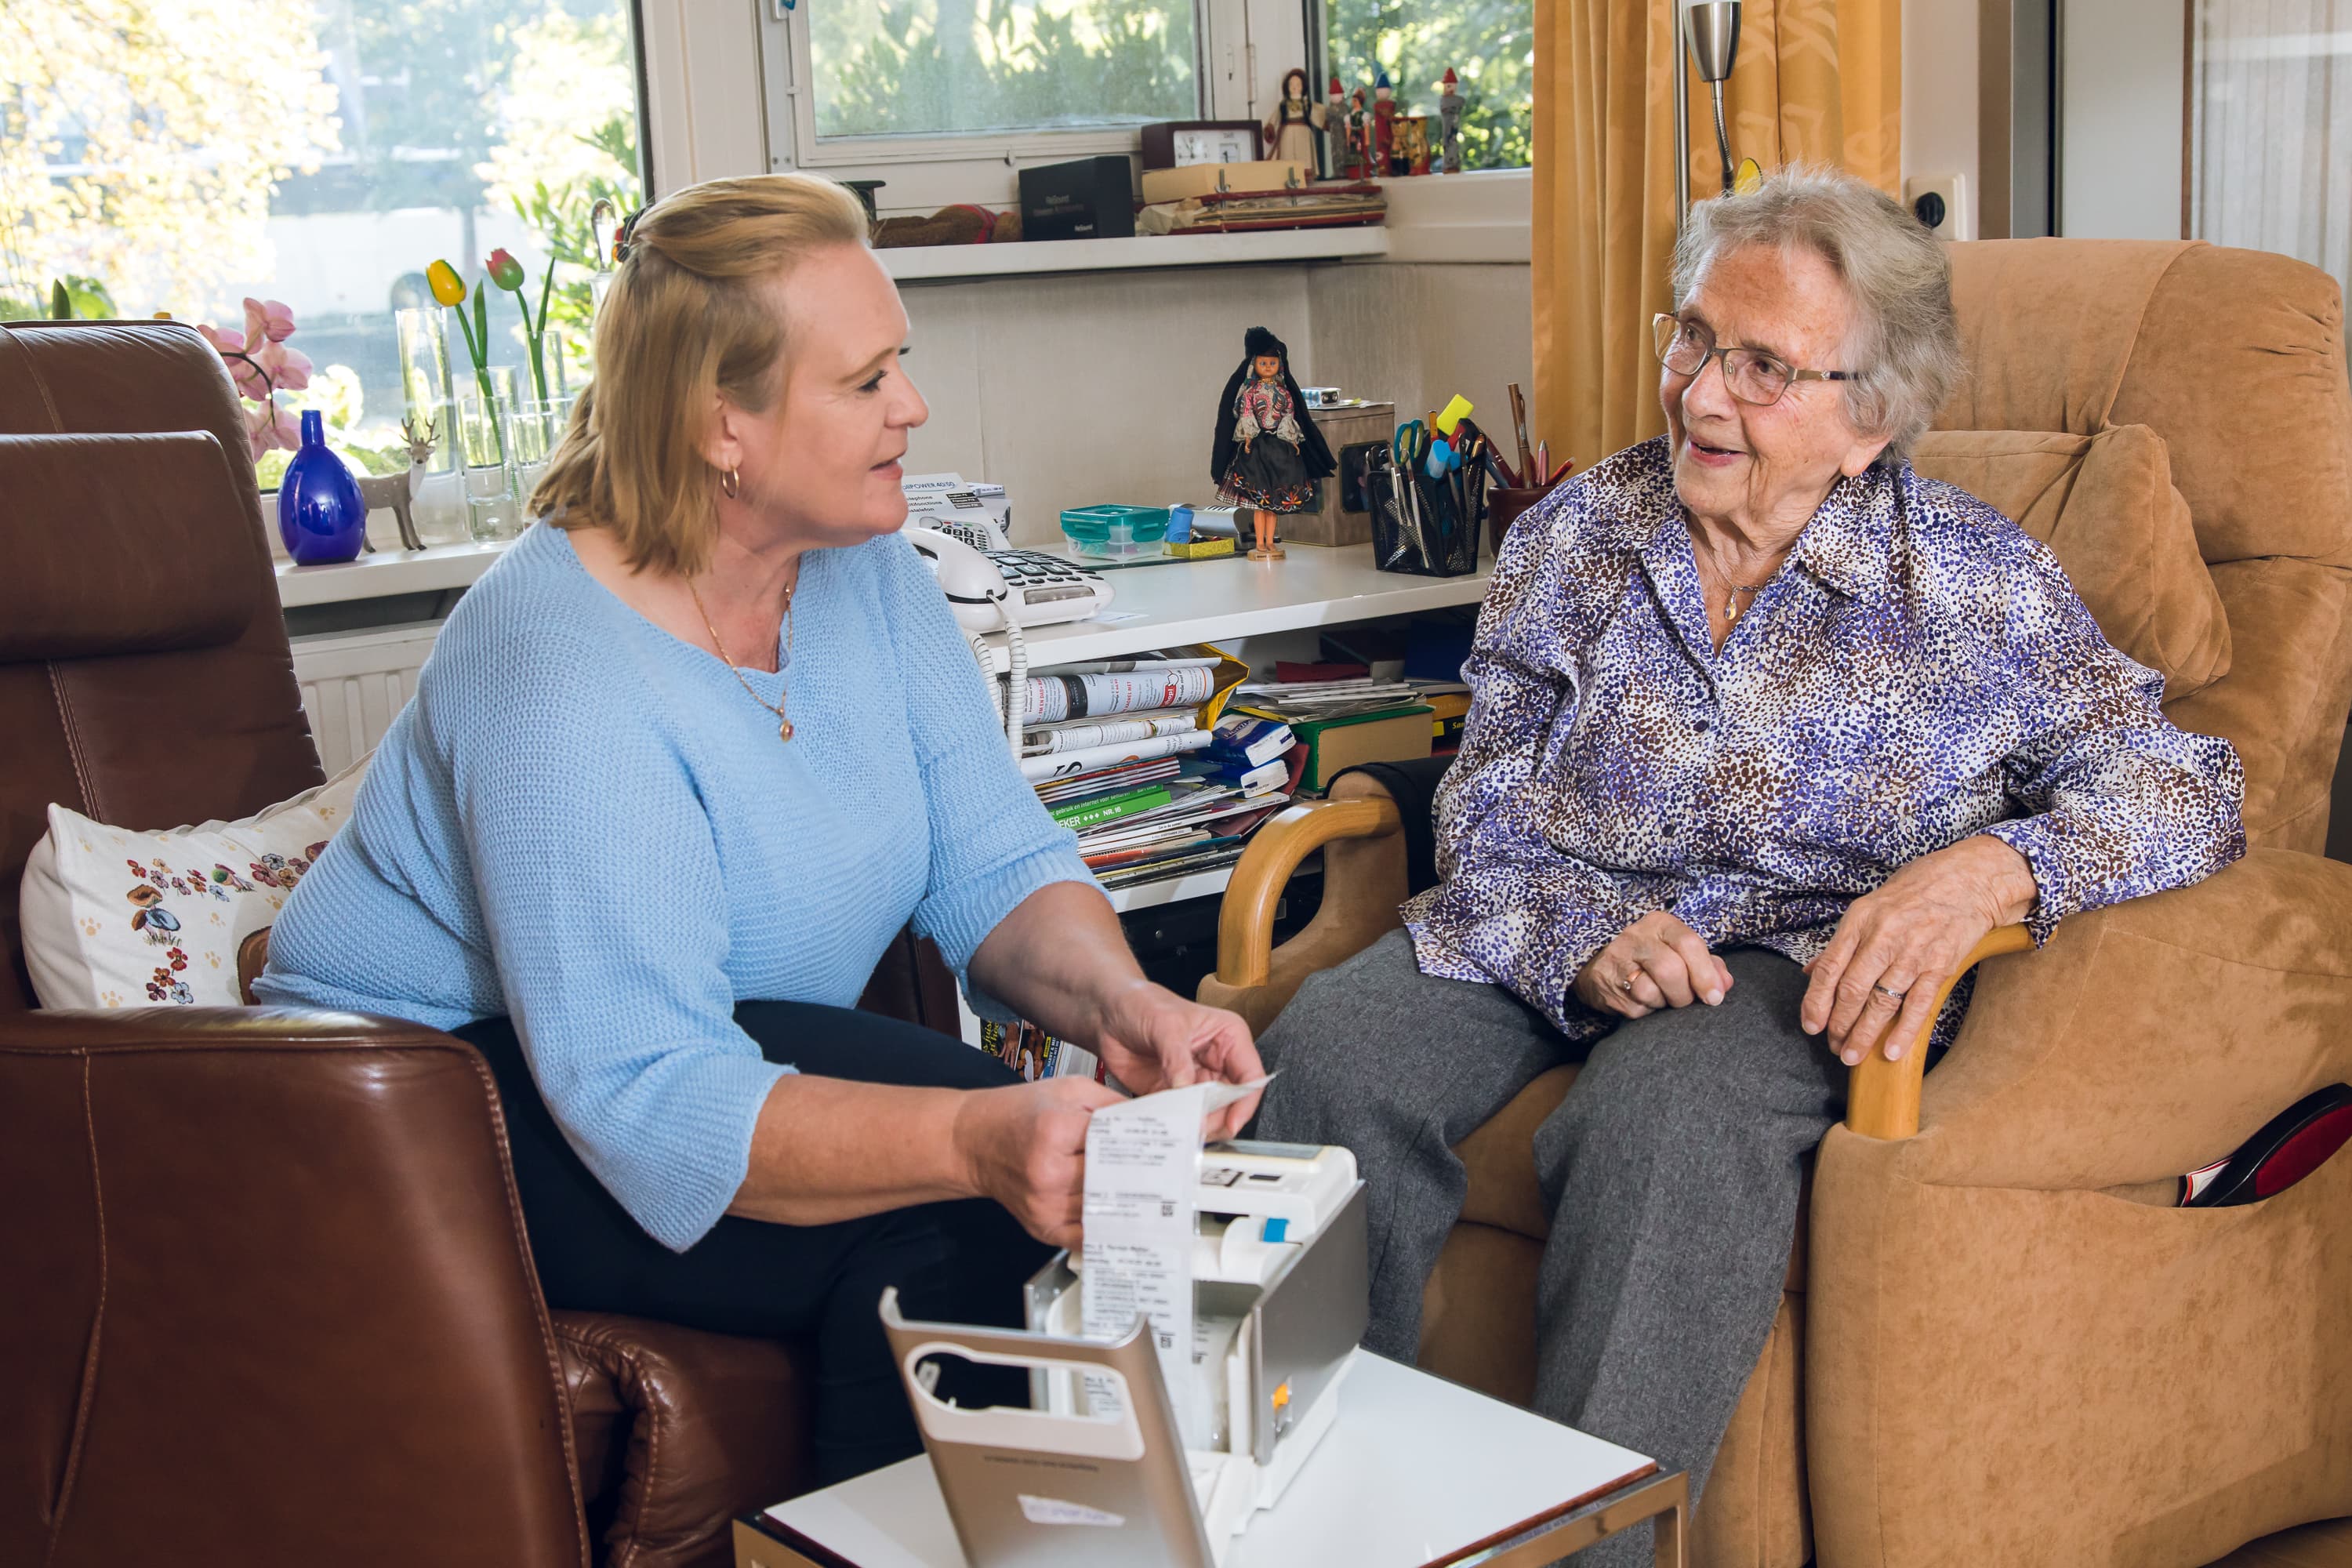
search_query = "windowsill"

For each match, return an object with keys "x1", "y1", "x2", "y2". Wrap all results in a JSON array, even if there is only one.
[
  {"x1": 880, "y1": 225, "x2": 1388, "y2": 283},
  {"x1": 877, "y1": 168, "x2": 1533, "y2": 283},
  {"x1": 275, "y1": 538, "x2": 513, "y2": 608}
]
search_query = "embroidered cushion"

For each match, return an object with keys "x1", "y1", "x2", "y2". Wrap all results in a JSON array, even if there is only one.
[
  {"x1": 1911, "y1": 425, "x2": 2231, "y2": 700},
  {"x1": 18, "y1": 756, "x2": 368, "y2": 1010}
]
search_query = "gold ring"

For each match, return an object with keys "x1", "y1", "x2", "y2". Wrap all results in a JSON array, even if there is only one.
[{"x1": 1619, "y1": 975, "x2": 1638, "y2": 993}]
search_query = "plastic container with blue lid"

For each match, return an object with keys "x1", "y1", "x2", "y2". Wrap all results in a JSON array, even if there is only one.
[{"x1": 1060, "y1": 503, "x2": 1171, "y2": 559}]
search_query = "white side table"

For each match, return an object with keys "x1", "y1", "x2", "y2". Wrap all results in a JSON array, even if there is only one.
[{"x1": 734, "y1": 1350, "x2": 1688, "y2": 1568}]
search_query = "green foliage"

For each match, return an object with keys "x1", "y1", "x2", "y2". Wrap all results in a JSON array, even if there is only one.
[
  {"x1": 511, "y1": 113, "x2": 641, "y2": 358},
  {"x1": 1327, "y1": 0, "x2": 1534, "y2": 172},
  {"x1": 815, "y1": 2, "x2": 1196, "y2": 140}
]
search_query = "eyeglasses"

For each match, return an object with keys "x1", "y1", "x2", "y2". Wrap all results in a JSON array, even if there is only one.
[{"x1": 1652, "y1": 314, "x2": 1855, "y2": 407}]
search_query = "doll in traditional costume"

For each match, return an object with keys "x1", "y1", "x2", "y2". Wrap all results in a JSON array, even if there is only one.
[
  {"x1": 1323, "y1": 76, "x2": 1347, "y2": 179},
  {"x1": 1263, "y1": 67, "x2": 1326, "y2": 172},
  {"x1": 1345, "y1": 88, "x2": 1371, "y2": 180},
  {"x1": 1210, "y1": 326, "x2": 1335, "y2": 562}
]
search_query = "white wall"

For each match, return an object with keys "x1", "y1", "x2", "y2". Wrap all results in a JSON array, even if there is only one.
[
  {"x1": 2059, "y1": 0, "x2": 2187, "y2": 239},
  {"x1": 1902, "y1": 0, "x2": 1983, "y2": 224},
  {"x1": 892, "y1": 255, "x2": 1534, "y2": 548}
]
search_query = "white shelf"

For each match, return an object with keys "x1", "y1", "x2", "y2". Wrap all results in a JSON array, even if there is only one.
[
  {"x1": 879, "y1": 226, "x2": 1388, "y2": 283},
  {"x1": 276, "y1": 539, "x2": 513, "y2": 608},
  {"x1": 1102, "y1": 864, "x2": 1240, "y2": 915},
  {"x1": 984, "y1": 543, "x2": 1492, "y2": 673}
]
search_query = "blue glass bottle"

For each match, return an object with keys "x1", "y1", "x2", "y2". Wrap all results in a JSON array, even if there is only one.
[{"x1": 277, "y1": 409, "x2": 368, "y2": 565}]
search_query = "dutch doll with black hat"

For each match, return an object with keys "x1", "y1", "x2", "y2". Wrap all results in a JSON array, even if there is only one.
[{"x1": 1210, "y1": 326, "x2": 1335, "y2": 561}]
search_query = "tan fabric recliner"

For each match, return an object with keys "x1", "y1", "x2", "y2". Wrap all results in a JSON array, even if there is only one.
[{"x1": 1203, "y1": 240, "x2": 2352, "y2": 1566}]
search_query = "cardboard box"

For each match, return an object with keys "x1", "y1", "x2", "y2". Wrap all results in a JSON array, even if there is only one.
[
  {"x1": 1138, "y1": 158, "x2": 1313, "y2": 205},
  {"x1": 1018, "y1": 155, "x2": 1136, "y2": 241},
  {"x1": 1287, "y1": 401, "x2": 1395, "y2": 547}
]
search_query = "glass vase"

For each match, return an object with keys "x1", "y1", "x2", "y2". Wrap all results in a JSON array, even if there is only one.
[
  {"x1": 454, "y1": 367, "x2": 519, "y2": 542},
  {"x1": 503, "y1": 397, "x2": 568, "y2": 510},
  {"x1": 395, "y1": 307, "x2": 452, "y2": 426}
]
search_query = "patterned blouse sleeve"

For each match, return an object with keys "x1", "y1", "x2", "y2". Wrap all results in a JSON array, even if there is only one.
[
  {"x1": 1405, "y1": 503, "x2": 1641, "y2": 1036},
  {"x1": 1977, "y1": 542, "x2": 2246, "y2": 944}
]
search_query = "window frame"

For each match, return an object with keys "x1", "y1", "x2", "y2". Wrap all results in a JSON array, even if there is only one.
[{"x1": 755, "y1": 0, "x2": 1308, "y2": 205}]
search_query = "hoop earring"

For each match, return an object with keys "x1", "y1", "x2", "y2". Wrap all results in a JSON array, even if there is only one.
[{"x1": 720, "y1": 466, "x2": 740, "y2": 499}]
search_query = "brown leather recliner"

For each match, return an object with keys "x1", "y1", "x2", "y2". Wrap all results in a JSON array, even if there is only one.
[
  {"x1": 1203, "y1": 239, "x2": 2352, "y2": 1566},
  {"x1": 0, "y1": 320, "x2": 940, "y2": 1567}
]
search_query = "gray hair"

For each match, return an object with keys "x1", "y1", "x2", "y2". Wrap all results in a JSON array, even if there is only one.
[{"x1": 1670, "y1": 165, "x2": 1963, "y2": 465}]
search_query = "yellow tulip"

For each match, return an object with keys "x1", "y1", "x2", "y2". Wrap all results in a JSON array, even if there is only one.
[{"x1": 426, "y1": 260, "x2": 466, "y2": 307}]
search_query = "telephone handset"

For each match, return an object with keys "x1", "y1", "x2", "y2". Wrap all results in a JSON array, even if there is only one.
[{"x1": 904, "y1": 524, "x2": 1115, "y2": 633}]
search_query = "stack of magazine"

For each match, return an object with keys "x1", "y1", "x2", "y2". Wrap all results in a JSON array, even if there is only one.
[{"x1": 1012, "y1": 655, "x2": 1294, "y2": 891}]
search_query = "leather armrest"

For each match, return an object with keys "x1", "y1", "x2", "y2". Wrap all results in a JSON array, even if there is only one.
[
  {"x1": 0, "y1": 1004, "x2": 590, "y2": 1563},
  {"x1": 552, "y1": 1312, "x2": 815, "y2": 1568},
  {"x1": 1900, "y1": 848, "x2": 2352, "y2": 1189}
]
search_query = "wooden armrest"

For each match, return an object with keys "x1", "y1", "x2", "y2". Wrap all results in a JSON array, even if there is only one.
[
  {"x1": 1845, "y1": 924, "x2": 2034, "y2": 1140},
  {"x1": 1214, "y1": 797, "x2": 1403, "y2": 990}
]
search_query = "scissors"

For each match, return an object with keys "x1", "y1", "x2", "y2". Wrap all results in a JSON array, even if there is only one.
[{"x1": 1393, "y1": 419, "x2": 1429, "y2": 471}]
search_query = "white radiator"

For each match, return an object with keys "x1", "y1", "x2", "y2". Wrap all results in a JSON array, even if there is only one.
[{"x1": 289, "y1": 621, "x2": 444, "y2": 775}]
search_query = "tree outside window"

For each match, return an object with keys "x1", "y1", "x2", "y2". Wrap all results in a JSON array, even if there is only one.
[
  {"x1": 1, "y1": 0, "x2": 641, "y2": 485},
  {"x1": 1324, "y1": 0, "x2": 1534, "y2": 172}
]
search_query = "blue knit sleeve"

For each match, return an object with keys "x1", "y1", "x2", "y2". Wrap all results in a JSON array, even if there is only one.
[
  {"x1": 873, "y1": 536, "x2": 1098, "y2": 1011},
  {"x1": 426, "y1": 613, "x2": 791, "y2": 1254}
]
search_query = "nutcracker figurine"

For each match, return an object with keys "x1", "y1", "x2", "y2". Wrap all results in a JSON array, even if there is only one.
[
  {"x1": 1439, "y1": 68, "x2": 1466, "y2": 172},
  {"x1": 1210, "y1": 326, "x2": 1335, "y2": 562},
  {"x1": 1371, "y1": 69, "x2": 1401, "y2": 176}
]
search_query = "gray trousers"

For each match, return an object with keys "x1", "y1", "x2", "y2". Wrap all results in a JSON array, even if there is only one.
[{"x1": 1255, "y1": 929, "x2": 1845, "y2": 1565}]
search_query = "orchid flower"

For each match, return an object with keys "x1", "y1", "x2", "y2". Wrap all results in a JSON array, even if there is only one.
[{"x1": 242, "y1": 297, "x2": 296, "y2": 343}]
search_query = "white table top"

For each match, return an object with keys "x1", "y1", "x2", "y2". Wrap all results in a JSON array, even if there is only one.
[
  {"x1": 977, "y1": 544, "x2": 1492, "y2": 673},
  {"x1": 756, "y1": 1349, "x2": 1654, "y2": 1568}
]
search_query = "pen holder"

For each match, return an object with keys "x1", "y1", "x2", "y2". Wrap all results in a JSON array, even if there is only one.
[
  {"x1": 1487, "y1": 478, "x2": 1568, "y2": 557},
  {"x1": 1370, "y1": 463, "x2": 1484, "y2": 578}
]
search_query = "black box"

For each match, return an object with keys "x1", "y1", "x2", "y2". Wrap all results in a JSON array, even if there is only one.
[{"x1": 1018, "y1": 155, "x2": 1135, "y2": 241}]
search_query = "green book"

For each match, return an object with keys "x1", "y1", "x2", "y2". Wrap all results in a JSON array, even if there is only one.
[{"x1": 1050, "y1": 785, "x2": 1173, "y2": 829}]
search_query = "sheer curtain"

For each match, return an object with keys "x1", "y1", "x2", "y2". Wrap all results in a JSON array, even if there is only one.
[{"x1": 2189, "y1": 2, "x2": 2352, "y2": 307}]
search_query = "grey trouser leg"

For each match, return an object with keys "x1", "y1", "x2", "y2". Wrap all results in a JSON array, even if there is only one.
[
  {"x1": 1255, "y1": 934, "x2": 1842, "y2": 1566},
  {"x1": 1536, "y1": 947, "x2": 1842, "y2": 1566},
  {"x1": 1255, "y1": 927, "x2": 1566, "y2": 1360}
]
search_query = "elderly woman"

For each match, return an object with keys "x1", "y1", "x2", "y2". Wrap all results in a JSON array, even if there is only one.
[
  {"x1": 1253, "y1": 168, "x2": 2242, "y2": 1553},
  {"x1": 256, "y1": 174, "x2": 1261, "y2": 1483}
]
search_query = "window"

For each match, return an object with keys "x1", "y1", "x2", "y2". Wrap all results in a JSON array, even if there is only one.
[
  {"x1": 0, "y1": 0, "x2": 644, "y2": 487},
  {"x1": 1321, "y1": 0, "x2": 1535, "y2": 171},
  {"x1": 811, "y1": 1, "x2": 1200, "y2": 141},
  {"x1": 2187, "y1": 2, "x2": 2350, "y2": 307}
]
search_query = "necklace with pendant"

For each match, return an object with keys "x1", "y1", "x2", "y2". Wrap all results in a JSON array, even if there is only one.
[
  {"x1": 690, "y1": 572, "x2": 798, "y2": 742},
  {"x1": 1693, "y1": 529, "x2": 1774, "y2": 623}
]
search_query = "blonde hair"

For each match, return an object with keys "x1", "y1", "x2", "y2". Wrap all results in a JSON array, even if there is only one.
[{"x1": 530, "y1": 173, "x2": 872, "y2": 577}]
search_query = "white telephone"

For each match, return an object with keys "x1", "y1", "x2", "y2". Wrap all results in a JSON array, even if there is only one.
[{"x1": 903, "y1": 524, "x2": 1114, "y2": 633}]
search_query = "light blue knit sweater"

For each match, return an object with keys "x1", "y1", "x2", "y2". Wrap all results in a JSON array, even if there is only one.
[{"x1": 256, "y1": 521, "x2": 1094, "y2": 1250}]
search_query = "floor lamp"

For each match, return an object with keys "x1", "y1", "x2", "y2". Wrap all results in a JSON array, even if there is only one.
[{"x1": 1673, "y1": 0, "x2": 1744, "y2": 223}]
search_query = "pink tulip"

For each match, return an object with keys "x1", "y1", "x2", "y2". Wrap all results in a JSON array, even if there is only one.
[{"x1": 242, "y1": 297, "x2": 296, "y2": 343}]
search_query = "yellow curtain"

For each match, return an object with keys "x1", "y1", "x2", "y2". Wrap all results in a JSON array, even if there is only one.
[{"x1": 1532, "y1": 0, "x2": 1902, "y2": 472}]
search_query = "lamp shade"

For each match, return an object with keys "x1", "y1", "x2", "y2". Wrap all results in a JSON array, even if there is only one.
[{"x1": 1686, "y1": 1, "x2": 1741, "y2": 84}]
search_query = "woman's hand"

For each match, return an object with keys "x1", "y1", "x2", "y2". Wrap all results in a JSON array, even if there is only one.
[
  {"x1": 1802, "y1": 834, "x2": 2038, "y2": 1065},
  {"x1": 1571, "y1": 911, "x2": 1733, "y2": 1019},
  {"x1": 952, "y1": 1076, "x2": 1125, "y2": 1248},
  {"x1": 1091, "y1": 980, "x2": 1266, "y2": 1139}
]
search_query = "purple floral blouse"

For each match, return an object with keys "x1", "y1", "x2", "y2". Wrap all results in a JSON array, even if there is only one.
[{"x1": 1403, "y1": 436, "x2": 2246, "y2": 1039}]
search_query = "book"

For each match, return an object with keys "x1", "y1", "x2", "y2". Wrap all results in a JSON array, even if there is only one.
[
  {"x1": 1049, "y1": 785, "x2": 1173, "y2": 829},
  {"x1": 1208, "y1": 713, "x2": 1295, "y2": 769},
  {"x1": 979, "y1": 1018, "x2": 1108, "y2": 1084},
  {"x1": 1034, "y1": 757, "x2": 1182, "y2": 806},
  {"x1": 1257, "y1": 704, "x2": 1434, "y2": 792}
]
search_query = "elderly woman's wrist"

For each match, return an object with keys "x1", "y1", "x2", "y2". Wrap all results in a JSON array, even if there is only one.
[{"x1": 1966, "y1": 833, "x2": 2040, "y2": 926}]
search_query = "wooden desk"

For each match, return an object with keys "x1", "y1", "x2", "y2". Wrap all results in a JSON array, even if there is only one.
[{"x1": 734, "y1": 1350, "x2": 1686, "y2": 1568}]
